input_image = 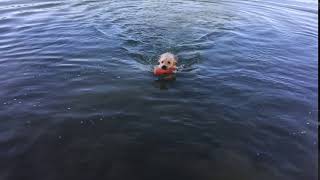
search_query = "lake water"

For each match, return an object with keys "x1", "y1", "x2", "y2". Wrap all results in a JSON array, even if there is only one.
[{"x1": 0, "y1": 0, "x2": 318, "y2": 180}]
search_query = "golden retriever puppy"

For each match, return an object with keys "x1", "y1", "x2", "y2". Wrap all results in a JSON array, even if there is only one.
[{"x1": 157, "y1": 52, "x2": 178, "y2": 72}]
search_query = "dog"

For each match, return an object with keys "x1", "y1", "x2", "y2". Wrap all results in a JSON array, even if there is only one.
[
  {"x1": 157, "y1": 52, "x2": 178, "y2": 72},
  {"x1": 153, "y1": 52, "x2": 178, "y2": 80}
]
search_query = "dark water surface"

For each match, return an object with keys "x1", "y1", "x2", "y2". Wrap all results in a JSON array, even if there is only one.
[{"x1": 0, "y1": 0, "x2": 318, "y2": 179}]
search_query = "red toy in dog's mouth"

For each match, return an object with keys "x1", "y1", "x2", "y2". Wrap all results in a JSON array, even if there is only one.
[{"x1": 153, "y1": 67, "x2": 176, "y2": 76}]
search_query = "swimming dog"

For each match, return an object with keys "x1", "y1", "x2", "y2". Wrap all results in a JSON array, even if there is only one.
[{"x1": 156, "y1": 52, "x2": 177, "y2": 72}]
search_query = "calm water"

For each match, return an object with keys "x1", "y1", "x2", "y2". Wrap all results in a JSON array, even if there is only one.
[{"x1": 0, "y1": 0, "x2": 318, "y2": 179}]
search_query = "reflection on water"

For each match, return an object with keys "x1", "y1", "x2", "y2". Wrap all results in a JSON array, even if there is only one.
[
  {"x1": 153, "y1": 78, "x2": 176, "y2": 90},
  {"x1": 0, "y1": 0, "x2": 318, "y2": 180}
]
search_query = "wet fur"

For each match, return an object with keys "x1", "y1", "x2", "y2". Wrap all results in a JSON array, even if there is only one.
[{"x1": 157, "y1": 52, "x2": 178, "y2": 72}]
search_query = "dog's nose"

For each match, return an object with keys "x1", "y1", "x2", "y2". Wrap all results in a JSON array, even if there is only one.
[{"x1": 161, "y1": 65, "x2": 167, "y2": 70}]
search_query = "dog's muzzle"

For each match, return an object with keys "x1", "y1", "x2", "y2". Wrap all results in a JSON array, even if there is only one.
[{"x1": 161, "y1": 65, "x2": 167, "y2": 70}]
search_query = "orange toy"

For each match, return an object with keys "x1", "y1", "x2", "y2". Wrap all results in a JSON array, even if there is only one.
[
  {"x1": 153, "y1": 67, "x2": 176, "y2": 76},
  {"x1": 153, "y1": 67, "x2": 176, "y2": 80}
]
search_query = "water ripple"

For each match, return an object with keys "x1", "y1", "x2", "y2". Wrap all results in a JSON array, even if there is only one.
[{"x1": 0, "y1": 0, "x2": 317, "y2": 180}]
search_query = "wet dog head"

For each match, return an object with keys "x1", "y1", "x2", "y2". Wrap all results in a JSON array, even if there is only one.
[{"x1": 158, "y1": 52, "x2": 178, "y2": 70}]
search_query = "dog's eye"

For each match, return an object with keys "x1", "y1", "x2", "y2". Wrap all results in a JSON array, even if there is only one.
[
  {"x1": 161, "y1": 61, "x2": 164, "y2": 63},
  {"x1": 168, "y1": 61, "x2": 171, "y2": 64}
]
